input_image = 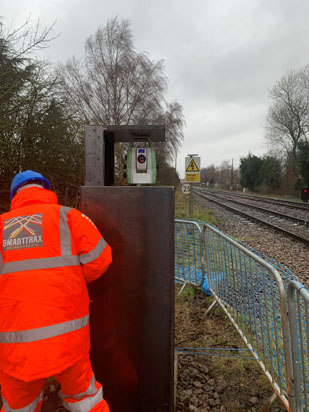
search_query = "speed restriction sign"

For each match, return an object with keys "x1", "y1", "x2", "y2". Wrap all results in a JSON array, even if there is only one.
[{"x1": 181, "y1": 183, "x2": 191, "y2": 195}]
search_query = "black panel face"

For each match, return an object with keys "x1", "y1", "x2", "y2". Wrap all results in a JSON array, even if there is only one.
[
  {"x1": 105, "y1": 125, "x2": 165, "y2": 142},
  {"x1": 103, "y1": 131, "x2": 114, "y2": 186},
  {"x1": 80, "y1": 186, "x2": 174, "y2": 412}
]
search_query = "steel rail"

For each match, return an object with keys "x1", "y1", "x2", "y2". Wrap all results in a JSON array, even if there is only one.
[
  {"x1": 195, "y1": 190, "x2": 309, "y2": 226},
  {"x1": 196, "y1": 188, "x2": 309, "y2": 211},
  {"x1": 193, "y1": 189, "x2": 309, "y2": 246}
]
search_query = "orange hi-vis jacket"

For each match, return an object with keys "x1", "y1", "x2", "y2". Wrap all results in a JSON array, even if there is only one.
[{"x1": 0, "y1": 187, "x2": 112, "y2": 381}]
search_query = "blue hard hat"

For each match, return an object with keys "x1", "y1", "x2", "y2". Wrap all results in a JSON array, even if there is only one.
[{"x1": 10, "y1": 170, "x2": 50, "y2": 201}]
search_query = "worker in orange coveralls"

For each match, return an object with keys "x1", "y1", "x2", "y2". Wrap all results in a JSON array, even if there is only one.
[{"x1": 0, "y1": 170, "x2": 112, "y2": 412}]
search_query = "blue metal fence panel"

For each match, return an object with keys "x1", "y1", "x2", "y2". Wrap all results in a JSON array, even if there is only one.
[
  {"x1": 203, "y1": 223, "x2": 291, "y2": 409},
  {"x1": 175, "y1": 219, "x2": 205, "y2": 287},
  {"x1": 288, "y1": 281, "x2": 309, "y2": 412}
]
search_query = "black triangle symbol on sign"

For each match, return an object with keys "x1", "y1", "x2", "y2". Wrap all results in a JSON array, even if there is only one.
[{"x1": 186, "y1": 159, "x2": 199, "y2": 172}]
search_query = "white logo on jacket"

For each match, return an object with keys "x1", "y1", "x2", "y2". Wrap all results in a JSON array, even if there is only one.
[{"x1": 2, "y1": 214, "x2": 43, "y2": 251}]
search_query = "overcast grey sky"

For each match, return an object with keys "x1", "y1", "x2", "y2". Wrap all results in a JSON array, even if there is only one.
[{"x1": 2, "y1": 0, "x2": 309, "y2": 178}]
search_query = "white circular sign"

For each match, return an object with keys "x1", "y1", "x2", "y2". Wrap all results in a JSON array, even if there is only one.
[{"x1": 181, "y1": 183, "x2": 191, "y2": 195}]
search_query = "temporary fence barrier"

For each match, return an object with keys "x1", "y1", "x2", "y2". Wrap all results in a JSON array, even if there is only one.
[
  {"x1": 174, "y1": 219, "x2": 309, "y2": 411},
  {"x1": 287, "y1": 281, "x2": 309, "y2": 412},
  {"x1": 175, "y1": 219, "x2": 205, "y2": 288},
  {"x1": 203, "y1": 223, "x2": 293, "y2": 410}
]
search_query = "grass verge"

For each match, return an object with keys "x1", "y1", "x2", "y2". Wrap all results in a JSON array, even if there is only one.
[{"x1": 175, "y1": 189, "x2": 219, "y2": 225}]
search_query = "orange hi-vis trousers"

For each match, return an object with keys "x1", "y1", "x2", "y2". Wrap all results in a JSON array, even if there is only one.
[{"x1": 0, "y1": 354, "x2": 110, "y2": 412}]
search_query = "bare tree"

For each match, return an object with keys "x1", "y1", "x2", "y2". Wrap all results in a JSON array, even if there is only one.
[
  {"x1": 57, "y1": 17, "x2": 184, "y2": 173},
  {"x1": 200, "y1": 165, "x2": 216, "y2": 184},
  {"x1": 217, "y1": 160, "x2": 232, "y2": 187},
  {"x1": 0, "y1": 17, "x2": 57, "y2": 58},
  {"x1": 152, "y1": 102, "x2": 185, "y2": 165},
  {"x1": 265, "y1": 67, "x2": 309, "y2": 179},
  {"x1": 58, "y1": 18, "x2": 167, "y2": 124}
]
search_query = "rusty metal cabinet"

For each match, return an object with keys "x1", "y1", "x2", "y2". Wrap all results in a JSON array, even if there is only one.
[{"x1": 81, "y1": 186, "x2": 174, "y2": 412}]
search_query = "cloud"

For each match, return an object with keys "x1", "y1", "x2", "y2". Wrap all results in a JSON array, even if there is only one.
[
  {"x1": 176, "y1": 101, "x2": 267, "y2": 177},
  {"x1": 2, "y1": 0, "x2": 309, "y2": 176}
]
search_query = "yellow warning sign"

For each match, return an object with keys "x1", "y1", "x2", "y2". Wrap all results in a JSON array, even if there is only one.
[
  {"x1": 185, "y1": 173, "x2": 200, "y2": 182},
  {"x1": 186, "y1": 159, "x2": 199, "y2": 172}
]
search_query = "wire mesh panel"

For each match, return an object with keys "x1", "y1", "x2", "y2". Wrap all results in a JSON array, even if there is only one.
[
  {"x1": 203, "y1": 223, "x2": 292, "y2": 410},
  {"x1": 288, "y1": 281, "x2": 309, "y2": 412},
  {"x1": 175, "y1": 219, "x2": 205, "y2": 287}
]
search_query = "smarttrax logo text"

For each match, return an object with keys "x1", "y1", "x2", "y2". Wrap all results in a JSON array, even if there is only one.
[{"x1": 3, "y1": 214, "x2": 43, "y2": 251}]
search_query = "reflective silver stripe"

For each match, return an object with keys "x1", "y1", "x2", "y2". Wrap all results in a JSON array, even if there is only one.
[
  {"x1": 0, "y1": 251, "x2": 3, "y2": 274},
  {"x1": 59, "y1": 206, "x2": 73, "y2": 255},
  {"x1": 72, "y1": 375, "x2": 97, "y2": 399},
  {"x1": 0, "y1": 315, "x2": 89, "y2": 343},
  {"x1": 61, "y1": 375, "x2": 97, "y2": 400},
  {"x1": 1, "y1": 255, "x2": 80, "y2": 275},
  {"x1": 3, "y1": 390, "x2": 44, "y2": 412},
  {"x1": 64, "y1": 386, "x2": 103, "y2": 412},
  {"x1": 79, "y1": 237, "x2": 107, "y2": 265}
]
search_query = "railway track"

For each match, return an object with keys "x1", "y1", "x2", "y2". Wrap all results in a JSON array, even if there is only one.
[
  {"x1": 193, "y1": 188, "x2": 309, "y2": 245},
  {"x1": 204, "y1": 189, "x2": 309, "y2": 213}
]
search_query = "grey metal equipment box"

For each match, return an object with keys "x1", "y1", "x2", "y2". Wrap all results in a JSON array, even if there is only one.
[{"x1": 80, "y1": 186, "x2": 174, "y2": 412}]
